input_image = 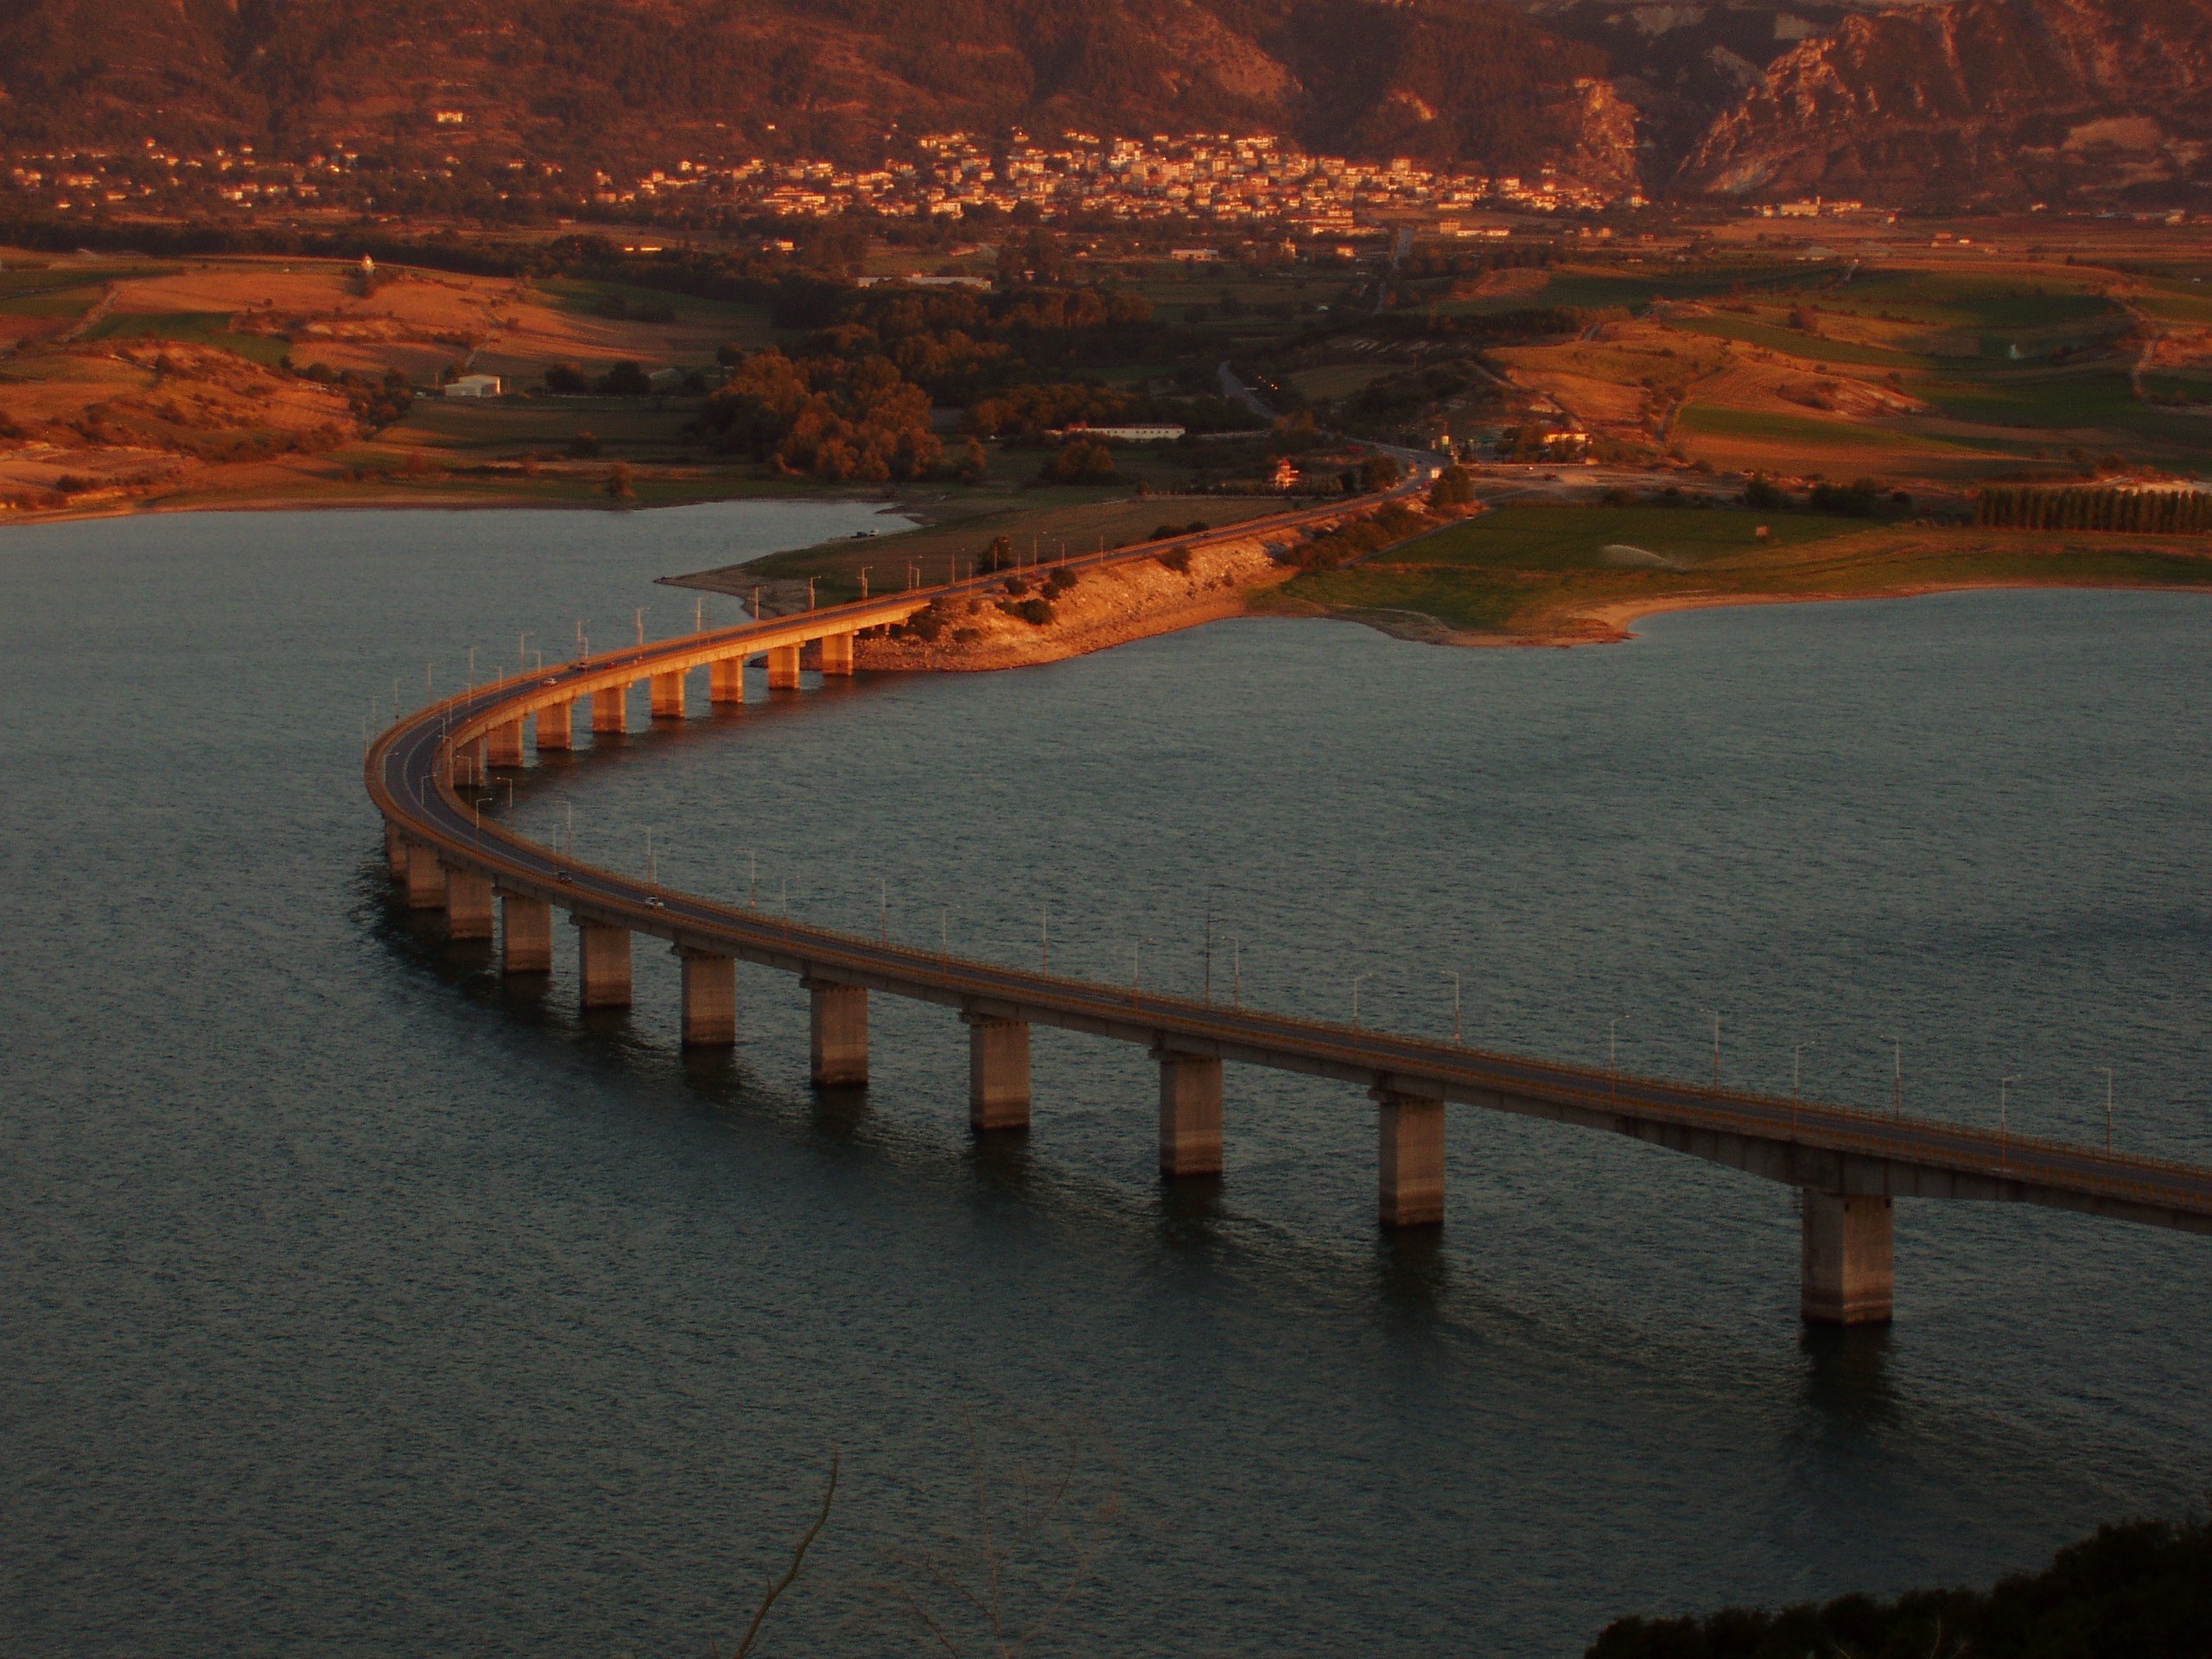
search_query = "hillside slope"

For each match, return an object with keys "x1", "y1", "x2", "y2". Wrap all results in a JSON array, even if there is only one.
[
  {"x1": 1677, "y1": 0, "x2": 2212, "y2": 207},
  {"x1": 0, "y1": 0, "x2": 1635, "y2": 185}
]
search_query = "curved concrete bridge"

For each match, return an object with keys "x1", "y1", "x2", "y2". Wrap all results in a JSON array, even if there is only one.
[{"x1": 368, "y1": 539, "x2": 2212, "y2": 1327}]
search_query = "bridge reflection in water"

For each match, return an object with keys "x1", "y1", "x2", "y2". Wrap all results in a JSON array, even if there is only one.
[{"x1": 367, "y1": 579, "x2": 2212, "y2": 1330}]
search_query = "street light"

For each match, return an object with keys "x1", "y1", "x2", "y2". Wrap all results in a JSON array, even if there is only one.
[
  {"x1": 1999, "y1": 1075, "x2": 2021, "y2": 1170},
  {"x1": 1700, "y1": 1008, "x2": 1721, "y2": 1086},
  {"x1": 2099, "y1": 1065, "x2": 2114, "y2": 1152},
  {"x1": 1132, "y1": 936, "x2": 1156, "y2": 990},
  {"x1": 1882, "y1": 1034, "x2": 1903, "y2": 1117},
  {"x1": 1792, "y1": 1042, "x2": 1819, "y2": 1129},
  {"x1": 1444, "y1": 972, "x2": 1461, "y2": 1045},
  {"x1": 1609, "y1": 1016, "x2": 1628, "y2": 1098},
  {"x1": 1351, "y1": 972, "x2": 1373, "y2": 1028}
]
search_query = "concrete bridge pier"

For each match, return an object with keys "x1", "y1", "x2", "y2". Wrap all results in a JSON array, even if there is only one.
[
  {"x1": 967, "y1": 1014, "x2": 1032, "y2": 1131},
  {"x1": 385, "y1": 821, "x2": 408, "y2": 880},
  {"x1": 1157, "y1": 1051, "x2": 1224, "y2": 1176},
  {"x1": 1801, "y1": 1192, "x2": 1894, "y2": 1325},
  {"x1": 536, "y1": 700, "x2": 574, "y2": 751},
  {"x1": 651, "y1": 671, "x2": 686, "y2": 720},
  {"x1": 404, "y1": 842, "x2": 448, "y2": 910},
  {"x1": 766, "y1": 644, "x2": 803, "y2": 690},
  {"x1": 1374, "y1": 1087, "x2": 1446, "y2": 1228},
  {"x1": 591, "y1": 685, "x2": 628, "y2": 735},
  {"x1": 677, "y1": 950, "x2": 737, "y2": 1046},
  {"x1": 448, "y1": 741, "x2": 486, "y2": 788},
  {"x1": 820, "y1": 632, "x2": 855, "y2": 676},
  {"x1": 499, "y1": 892, "x2": 553, "y2": 973},
  {"x1": 486, "y1": 718, "x2": 525, "y2": 767},
  {"x1": 807, "y1": 979, "x2": 868, "y2": 1085},
  {"x1": 575, "y1": 918, "x2": 632, "y2": 1007},
  {"x1": 443, "y1": 865, "x2": 495, "y2": 939},
  {"x1": 709, "y1": 658, "x2": 747, "y2": 704}
]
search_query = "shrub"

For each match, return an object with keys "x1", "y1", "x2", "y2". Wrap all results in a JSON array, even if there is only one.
[
  {"x1": 543, "y1": 363, "x2": 588, "y2": 395},
  {"x1": 606, "y1": 463, "x2": 634, "y2": 499},
  {"x1": 1043, "y1": 567, "x2": 1078, "y2": 594},
  {"x1": 569, "y1": 429, "x2": 601, "y2": 459},
  {"x1": 1158, "y1": 546, "x2": 1192, "y2": 573},
  {"x1": 1427, "y1": 464, "x2": 1477, "y2": 510},
  {"x1": 1002, "y1": 597, "x2": 1055, "y2": 626},
  {"x1": 1742, "y1": 473, "x2": 1787, "y2": 509},
  {"x1": 977, "y1": 535, "x2": 1015, "y2": 574},
  {"x1": 1001, "y1": 575, "x2": 1028, "y2": 596},
  {"x1": 1808, "y1": 477, "x2": 1883, "y2": 517},
  {"x1": 1040, "y1": 437, "x2": 1116, "y2": 483},
  {"x1": 595, "y1": 360, "x2": 653, "y2": 397}
]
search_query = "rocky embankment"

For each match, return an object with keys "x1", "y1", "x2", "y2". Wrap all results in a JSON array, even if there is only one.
[{"x1": 854, "y1": 521, "x2": 1314, "y2": 672}]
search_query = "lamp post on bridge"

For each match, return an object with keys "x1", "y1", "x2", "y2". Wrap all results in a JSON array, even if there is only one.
[
  {"x1": 1882, "y1": 1034, "x2": 1903, "y2": 1117},
  {"x1": 1445, "y1": 972, "x2": 1461, "y2": 1045},
  {"x1": 2099, "y1": 1065, "x2": 2114, "y2": 1152},
  {"x1": 1792, "y1": 1042, "x2": 1819, "y2": 1130},
  {"x1": 1700, "y1": 1008, "x2": 1721, "y2": 1086},
  {"x1": 860, "y1": 567, "x2": 871, "y2": 601},
  {"x1": 1609, "y1": 1016, "x2": 1628, "y2": 1099},
  {"x1": 1351, "y1": 972, "x2": 1373, "y2": 1028},
  {"x1": 1999, "y1": 1075, "x2": 2020, "y2": 1172}
]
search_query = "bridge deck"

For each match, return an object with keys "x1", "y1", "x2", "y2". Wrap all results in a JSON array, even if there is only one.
[{"x1": 366, "y1": 550, "x2": 2212, "y2": 1242}]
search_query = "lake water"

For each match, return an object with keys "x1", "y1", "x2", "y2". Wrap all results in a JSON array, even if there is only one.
[{"x1": 3, "y1": 501, "x2": 2209, "y2": 1657}]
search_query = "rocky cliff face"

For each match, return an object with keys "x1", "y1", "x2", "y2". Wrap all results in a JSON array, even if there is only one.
[{"x1": 1676, "y1": 0, "x2": 2212, "y2": 206}]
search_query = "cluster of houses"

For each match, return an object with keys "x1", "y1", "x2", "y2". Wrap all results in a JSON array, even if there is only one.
[{"x1": 611, "y1": 130, "x2": 1637, "y2": 229}]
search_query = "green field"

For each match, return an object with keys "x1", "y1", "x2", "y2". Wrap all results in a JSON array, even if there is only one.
[
  {"x1": 1675, "y1": 404, "x2": 1978, "y2": 453},
  {"x1": 0, "y1": 283, "x2": 108, "y2": 321},
  {"x1": 536, "y1": 276, "x2": 775, "y2": 344},
  {"x1": 1917, "y1": 371, "x2": 2212, "y2": 451},
  {"x1": 1273, "y1": 508, "x2": 2212, "y2": 637},
  {"x1": 1815, "y1": 273, "x2": 2115, "y2": 332},
  {"x1": 2136, "y1": 280, "x2": 2212, "y2": 324},
  {"x1": 1667, "y1": 313, "x2": 1938, "y2": 370},
  {"x1": 1398, "y1": 505, "x2": 1878, "y2": 570},
  {"x1": 84, "y1": 310, "x2": 295, "y2": 366}
]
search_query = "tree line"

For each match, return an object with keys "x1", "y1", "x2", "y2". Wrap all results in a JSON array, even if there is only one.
[{"x1": 1977, "y1": 483, "x2": 2212, "y2": 533}]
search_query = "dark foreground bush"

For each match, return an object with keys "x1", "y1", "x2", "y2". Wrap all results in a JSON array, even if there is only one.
[{"x1": 1586, "y1": 1517, "x2": 2212, "y2": 1659}]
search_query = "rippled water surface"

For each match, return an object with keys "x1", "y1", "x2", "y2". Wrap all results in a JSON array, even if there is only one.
[{"x1": 3, "y1": 503, "x2": 2209, "y2": 1657}]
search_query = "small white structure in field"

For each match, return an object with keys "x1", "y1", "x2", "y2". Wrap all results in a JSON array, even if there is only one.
[{"x1": 443, "y1": 374, "x2": 503, "y2": 399}]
